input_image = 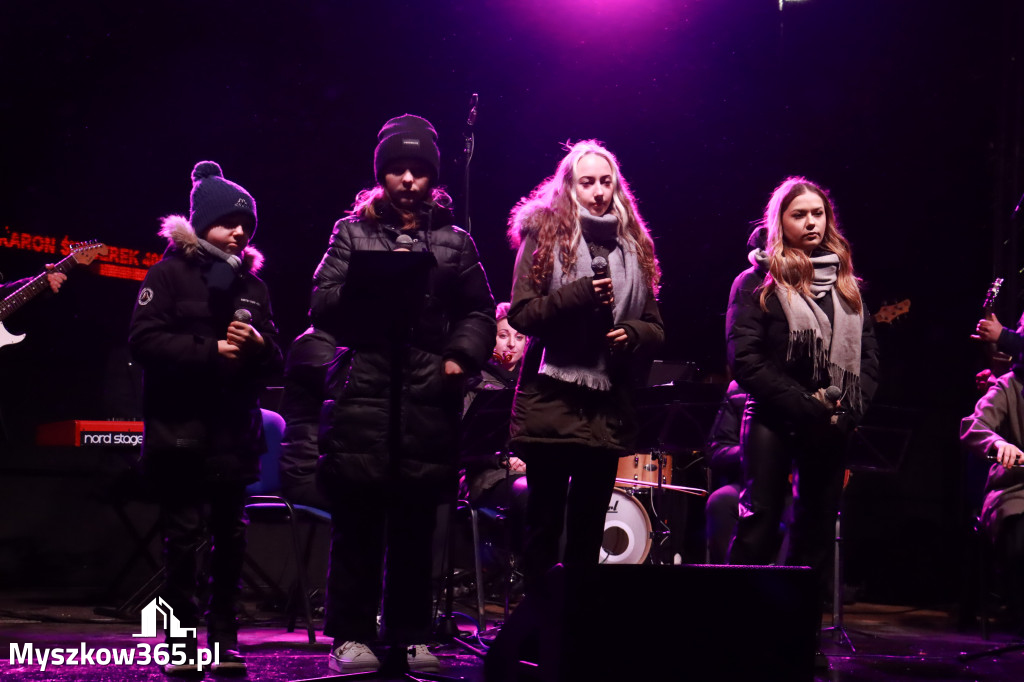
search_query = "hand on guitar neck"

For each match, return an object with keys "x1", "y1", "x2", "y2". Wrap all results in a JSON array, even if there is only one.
[
  {"x1": 972, "y1": 313, "x2": 1004, "y2": 345},
  {"x1": 42, "y1": 264, "x2": 67, "y2": 294},
  {"x1": 971, "y1": 278, "x2": 1014, "y2": 373},
  {"x1": 0, "y1": 240, "x2": 106, "y2": 350},
  {"x1": 972, "y1": 313, "x2": 1014, "y2": 375}
]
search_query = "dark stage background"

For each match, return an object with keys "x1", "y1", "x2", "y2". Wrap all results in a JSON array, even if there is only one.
[{"x1": 1, "y1": 0, "x2": 1021, "y2": 608}]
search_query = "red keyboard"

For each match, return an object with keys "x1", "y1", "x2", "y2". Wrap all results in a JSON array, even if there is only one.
[{"x1": 36, "y1": 420, "x2": 143, "y2": 447}]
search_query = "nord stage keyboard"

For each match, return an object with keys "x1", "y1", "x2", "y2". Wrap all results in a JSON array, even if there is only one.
[{"x1": 36, "y1": 420, "x2": 143, "y2": 447}]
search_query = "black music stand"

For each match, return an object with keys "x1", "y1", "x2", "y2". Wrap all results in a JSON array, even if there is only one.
[
  {"x1": 334, "y1": 250, "x2": 436, "y2": 348},
  {"x1": 433, "y1": 388, "x2": 517, "y2": 651},
  {"x1": 630, "y1": 383, "x2": 720, "y2": 563},
  {"x1": 824, "y1": 406, "x2": 917, "y2": 650},
  {"x1": 294, "y1": 250, "x2": 464, "y2": 681},
  {"x1": 457, "y1": 388, "x2": 517, "y2": 631}
]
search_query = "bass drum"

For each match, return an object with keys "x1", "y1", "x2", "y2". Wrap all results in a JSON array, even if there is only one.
[{"x1": 599, "y1": 488, "x2": 653, "y2": 565}]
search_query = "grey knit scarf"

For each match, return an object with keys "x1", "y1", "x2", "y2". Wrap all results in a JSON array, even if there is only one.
[
  {"x1": 197, "y1": 238, "x2": 243, "y2": 290},
  {"x1": 751, "y1": 249, "x2": 863, "y2": 411},
  {"x1": 197, "y1": 238, "x2": 243, "y2": 271},
  {"x1": 538, "y1": 209, "x2": 647, "y2": 391}
]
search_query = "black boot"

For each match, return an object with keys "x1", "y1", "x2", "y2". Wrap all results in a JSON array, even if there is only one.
[
  {"x1": 162, "y1": 634, "x2": 203, "y2": 679},
  {"x1": 207, "y1": 621, "x2": 246, "y2": 676}
]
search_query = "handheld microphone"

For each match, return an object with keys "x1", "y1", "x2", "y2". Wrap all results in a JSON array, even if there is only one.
[
  {"x1": 825, "y1": 385, "x2": 845, "y2": 425},
  {"x1": 395, "y1": 234, "x2": 414, "y2": 251},
  {"x1": 592, "y1": 256, "x2": 615, "y2": 331},
  {"x1": 233, "y1": 309, "x2": 252, "y2": 324}
]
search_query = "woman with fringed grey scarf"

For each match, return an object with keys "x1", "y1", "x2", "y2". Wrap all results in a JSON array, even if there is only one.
[
  {"x1": 506, "y1": 140, "x2": 664, "y2": 593},
  {"x1": 726, "y1": 177, "x2": 880, "y2": 659}
]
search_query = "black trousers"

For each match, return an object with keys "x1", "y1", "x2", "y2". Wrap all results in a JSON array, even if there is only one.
[
  {"x1": 323, "y1": 487, "x2": 438, "y2": 645},
  {"x1": 728, "y1": 408, "x2": 846, "y2": 594},
  {"x1": 519, "y1": 443, "x2": 619, "y2": 593},
  {"x1": 474, "y1": 473, "x2": 529, "y2": 555},
  {"x1": 996, "y1": 512, "x2": 1024, "y2": 628},
  {"x1": 706, "y1": 483, "x2": 742, "y2": 565},
  {"x1": 160, "y1": 482, "x2": 248, "y2": 633}
]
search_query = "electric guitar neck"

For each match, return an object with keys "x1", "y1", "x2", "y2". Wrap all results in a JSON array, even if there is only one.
[{"x1": 0, "y1": 240, "x2": 107, "y2": 349}]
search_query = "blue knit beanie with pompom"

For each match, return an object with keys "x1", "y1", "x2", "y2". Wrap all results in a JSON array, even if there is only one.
[{"x1": 189, "y1": 161, "x2": 257, "y2": 238}]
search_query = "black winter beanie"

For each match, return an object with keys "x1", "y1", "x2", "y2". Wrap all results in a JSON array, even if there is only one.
[{"x1": 373, "y1": 114, "x2": 441, "y2": 183}]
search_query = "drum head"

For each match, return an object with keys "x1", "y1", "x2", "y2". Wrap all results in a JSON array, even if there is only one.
[{"x1": 600, "y1": 489, "x2": 652, "y2": 565}]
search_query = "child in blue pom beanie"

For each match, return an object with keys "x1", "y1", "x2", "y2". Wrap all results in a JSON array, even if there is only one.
[{"x1": 129, "y1": 161, "x2": 282, "y2": 677}]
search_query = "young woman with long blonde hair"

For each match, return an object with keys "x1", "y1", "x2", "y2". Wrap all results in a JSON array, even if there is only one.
[{"x1": 506, "y1": 140, "x2": 664, "y2": 590}]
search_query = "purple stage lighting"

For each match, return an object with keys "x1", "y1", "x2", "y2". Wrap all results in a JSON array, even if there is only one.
[{"x1": 507, "y1": 0, "x2": 680, "y2": 39}]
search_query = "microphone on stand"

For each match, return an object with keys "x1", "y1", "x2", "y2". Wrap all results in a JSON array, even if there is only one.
[{"x1": 466, "y1": 93, "x2": 479, "y2": 127}]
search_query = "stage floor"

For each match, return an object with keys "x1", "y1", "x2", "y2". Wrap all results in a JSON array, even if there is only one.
[{"x1": 1, "y1": 594, "x2": 1022, "y2": 681}]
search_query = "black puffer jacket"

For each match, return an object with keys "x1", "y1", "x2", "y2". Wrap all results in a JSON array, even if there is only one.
[
  {"x1": 310, "y1": 202, "x2": 496, "y2": 497},
  {"x1": 279, "y1": 326, "x2": 342, "y2": 495},
  {"x1": 128, "y1": 216, "x2": 283, "y2": 486},
  {"x1": 726, "y1": 261, "x2": 880, "y2": 433}
]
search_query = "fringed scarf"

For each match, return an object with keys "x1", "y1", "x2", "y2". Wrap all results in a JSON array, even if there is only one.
[
  {"x1": 752, "y1": 249, "x2": 863, "y2": 411},
  {"x1": 537, "y1": 209, "x2": 647, "y2": 391}
]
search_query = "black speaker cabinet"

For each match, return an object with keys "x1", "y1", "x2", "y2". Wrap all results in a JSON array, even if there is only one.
[{"x1": 485, "y1": 563, "x2": 818, "y2": 682}]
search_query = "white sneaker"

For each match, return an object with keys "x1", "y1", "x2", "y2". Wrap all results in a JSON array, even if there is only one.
[
  {"x1": 328, "y1": 641, "x2": 380, "y2": 673},
  {"x1": 406, "y1": 644, "x2": 440, "y2": 672}
]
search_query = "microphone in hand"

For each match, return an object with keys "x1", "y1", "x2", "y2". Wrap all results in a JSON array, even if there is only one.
[
  {"x1": 591, "y1": 255, "x2": 616, "y2": 333},
  {"x1": 221, "y1": 308, "x2": 255, "y2": 359},
  {"x1": 824, "y1": 385, "x2": 846, "y2": 425},
  {"x1": 395, "y1": 234, "x2": 414, "y2": 252}
]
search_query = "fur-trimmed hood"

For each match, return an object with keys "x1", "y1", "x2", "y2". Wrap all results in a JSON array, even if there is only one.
[{"x1": 159, "y1": 215, "x2": 264, "y2": 273}]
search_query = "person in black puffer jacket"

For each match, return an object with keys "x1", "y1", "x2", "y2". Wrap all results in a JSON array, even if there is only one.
[
  {"x1": 278, "y1": 326, "x2": 339, "y2": 510},
  {"x1": 310, "y1": 114, "x2": 495, "y2": 675},
  {"x1": 726, "y1": 177, "x2": 879, "y2": 615},
  {"x1": 506, "y1": 140, "x2": 664, "y2": 593},
  {"x1": 129, "y1": 161, "x2": 282, "y2": 676}
]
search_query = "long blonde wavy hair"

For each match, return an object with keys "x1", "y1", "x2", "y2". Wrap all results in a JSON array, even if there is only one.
[
  {"x1": 507, "y1": 140, "x2": 660, "y2": 297},
  {"x1": 758, "y1": 176, "x2": 862, "y2": 313}
]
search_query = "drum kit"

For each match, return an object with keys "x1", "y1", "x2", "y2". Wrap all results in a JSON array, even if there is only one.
[
  {"x1": 600, "y1": 450, "x2": 708, "y2": 565},
  {"x1": 462, "y1": 382, "x2": 719, "y2": 574}
]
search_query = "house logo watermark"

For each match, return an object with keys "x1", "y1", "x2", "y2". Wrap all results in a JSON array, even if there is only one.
[
  {"x1": 133, "y1": 597, "x2": 196, "y2": 639},
  {"x1": 8, "y1": 597, "x2": 218, "y2": 673}
]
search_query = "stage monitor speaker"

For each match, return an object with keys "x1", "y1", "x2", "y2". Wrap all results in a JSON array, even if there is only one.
[{"x1": 484, "y1": 563, "x2": 817, "y2": 682}]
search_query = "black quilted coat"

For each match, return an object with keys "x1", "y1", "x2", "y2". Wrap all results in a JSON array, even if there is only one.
[
  {"x1": 310, "y1": 202, "x2": 495, "y2": 498},
  {"x1": 128, "y1": 217, "x2": 282, "y2": 488}
]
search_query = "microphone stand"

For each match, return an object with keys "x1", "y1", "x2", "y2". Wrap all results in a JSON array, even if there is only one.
[{"x1": 460, "y1": 93, "x2": 478, "y2": 234}]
